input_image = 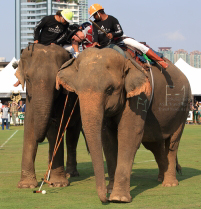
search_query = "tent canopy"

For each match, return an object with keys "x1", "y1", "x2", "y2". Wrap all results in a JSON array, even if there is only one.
[
  {"x1": 0, "y1": 57, "x2": 26, "y2": 98},
  {"x1": 175, "y1": 58, "x2": 200, "y2": 96}
]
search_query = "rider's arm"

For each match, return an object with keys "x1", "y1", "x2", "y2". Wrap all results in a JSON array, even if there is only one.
[
  {"x1": 110, "y1": 17, "x2": 123, "y2": 38},
  {"x1": 34, "y1": 16, "x2": 47, "y2": 42}
]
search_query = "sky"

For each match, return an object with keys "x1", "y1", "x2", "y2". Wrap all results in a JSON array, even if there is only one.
[{"x1": 0, "y1": 0, "x2": 201, "y2": 61}]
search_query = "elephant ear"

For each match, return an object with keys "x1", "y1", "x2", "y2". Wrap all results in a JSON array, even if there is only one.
[
  {"x1": 124, "y1": 59, "x2": 151, "y2": 98},
  {"x1": 15, "y1": 58, "x2": 26, "y2": 90},
  {"x1": 56, "y1": 58, "x2": 78, "y2": 93},
  {"x1": 59, "y1": 57, "x2": 76, "y2": 71}
]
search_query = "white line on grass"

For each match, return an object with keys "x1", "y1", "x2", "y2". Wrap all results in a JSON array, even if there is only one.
[{"x1": 0, "y1": 130, "x2": 18, "y2": 148}]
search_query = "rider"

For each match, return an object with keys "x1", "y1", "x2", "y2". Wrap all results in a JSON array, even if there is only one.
[
  {"x1": 34, "y1": 9, "x2": 72, "y2": 45},
  {"x1": 14, "y1": 9, "x2": 76, "y2": 87},
  {"x1": 69, "y1": 22, "x2": 93, "y2": 50},
  {"x1": 88, "y1": 3, "x2": 126, "y2": 57},
  {"x1": 88, "y1": 3, "x2": 168, "y2": 69}
]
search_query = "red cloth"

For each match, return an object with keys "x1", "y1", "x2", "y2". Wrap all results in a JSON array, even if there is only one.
[{"x1": 82, "y1": 25, "x2": 93, "y2": 49}]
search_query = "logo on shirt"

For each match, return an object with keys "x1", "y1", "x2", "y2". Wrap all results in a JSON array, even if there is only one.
[
  {"x1": 97, "y1": 26, "x2": 110, "y2": 35},
  {"x1": 48, "y1": 25, "x2": 62, "y2": 33}
]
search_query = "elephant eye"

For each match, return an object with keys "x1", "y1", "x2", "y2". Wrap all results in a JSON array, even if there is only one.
[{"x1": 105, "y1": 86, "x2": 114, "y2": 95}]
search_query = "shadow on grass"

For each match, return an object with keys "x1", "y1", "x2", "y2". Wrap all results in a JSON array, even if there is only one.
[
  {"x1": 130, "y1": 167, "x2": 201, "y2": 201},
  {"x1": 38, "y1": 141, "x2": 49, "y2": 145},
  {"x1": 67, "y1": 163, "x2": 201, "y2": 202}
]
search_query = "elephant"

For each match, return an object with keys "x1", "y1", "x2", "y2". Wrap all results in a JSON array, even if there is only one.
[
  {"x1": 56, "y1": 47, "x2": 191, "y2": 203},
  {"x1": 15, "y1": 44, "x2": 81, "y2": 188}
]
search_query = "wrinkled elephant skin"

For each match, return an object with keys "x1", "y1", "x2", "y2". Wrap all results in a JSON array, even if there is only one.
[
  {"x1": 16, "y1": 44, "x2": 81, "y2": 189},
  {"x1": 56, "y1": 48, "x2": 191, "y2": 203}
]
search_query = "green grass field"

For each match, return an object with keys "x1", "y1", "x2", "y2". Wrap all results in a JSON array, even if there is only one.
[{"x1": 0, "y1": 125, "x2": 201, "y2": 209}]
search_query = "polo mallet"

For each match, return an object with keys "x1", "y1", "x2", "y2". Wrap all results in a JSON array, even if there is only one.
[
  {"x1": 89, "y1": 19, "x2": 112, "y2": 45},
  {"x1": 89, "y1": 19, "x2": 108, "y2": 35}
]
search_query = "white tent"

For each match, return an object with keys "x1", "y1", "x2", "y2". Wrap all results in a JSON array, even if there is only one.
[
  {"x1": 0, "y1": 57, "x2": 26, "y2": 98},
  {"x1": 175, "y1": 58, "x2": 201, "y2": 96}
]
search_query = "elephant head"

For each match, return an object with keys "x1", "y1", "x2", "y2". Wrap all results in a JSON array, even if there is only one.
[
  {"x1": 56, "y1": 47, "x2": 151, "y2": 202},
  {"x1": 15, "y1": 44, "x2": 70, "y2": 142}
]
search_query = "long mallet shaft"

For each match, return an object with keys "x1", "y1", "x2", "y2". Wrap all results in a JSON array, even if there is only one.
[{"x1": 89, "y1": 19, "x2": 108, "y2": 36}]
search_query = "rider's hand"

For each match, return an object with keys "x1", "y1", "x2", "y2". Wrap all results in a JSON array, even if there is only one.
[
  {"x1": 92, "y1": 42, "x2": 100, "y2": 47},
  {"x1": 106, "y1": 33, "x2": 113, "y2": 39},
  {"x1": 34, "y1": 40, "x2": 39, "y2": 44}
]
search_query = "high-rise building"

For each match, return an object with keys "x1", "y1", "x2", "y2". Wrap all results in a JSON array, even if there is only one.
[
  {"x1": 174, "y1": 49, "x2": 190, "y2": 65},
  {"x1": 190, "y1": 50, "x2": 201, "y2": 68},
  {"x1": 158, "y1": 47, "x2": 174, "y2": 63},
  {"x1": 15, "y1": 0, "x2": 88, "y2": 59}
]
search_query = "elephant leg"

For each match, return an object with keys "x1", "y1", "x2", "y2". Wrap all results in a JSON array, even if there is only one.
[
  {"x1": 102, "y1": 118, "x2": 118, "y2": 194},
  {"x1": 142, "y1": 141, "x2": 167, "y2": 182},
  {"x1": 65, "y1": 121, "x2": 82, "y2": 178},
  {"x1": 47, "y1": 125, "x2": 69, "y2": 187},
  {"x1": 162, "y1": 123, "x2": 185, "y2": 187},
  {"x1": 110, "y1": 102, "x2": 145, "y2": 203},
  {"x1": 18, "y1": 110, "x2": 38, "y2": 188}
]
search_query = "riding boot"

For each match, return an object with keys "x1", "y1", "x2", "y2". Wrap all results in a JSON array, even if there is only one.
[{"x1": 146, "y1": 49, "x2": 168, "y2": 69}]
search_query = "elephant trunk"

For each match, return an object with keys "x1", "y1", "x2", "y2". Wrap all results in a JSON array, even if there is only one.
[
  {"x1": 33, "y1": 88, "x2": 55, "y2": 143},
  {"x1": 79, "y1": 92, "x2": 107, "y2": 202}
]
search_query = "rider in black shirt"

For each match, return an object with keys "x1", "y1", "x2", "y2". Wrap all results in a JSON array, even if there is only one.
[
  {"x1": 89, "y1": 4, "x2": 123, "y2": 49},
  {"x1": 34, "y1": 9, "x2": 73, "y2": 45},
  {"x1": 88, "y1": 3, "x2": 168, "y2": 69},
  {"x1": 93, "y1": 15, "x2": 123, "y2": 48}
]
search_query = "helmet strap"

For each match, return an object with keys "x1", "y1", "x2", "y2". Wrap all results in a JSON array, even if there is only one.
[{"x1": 97, "y1": 12, "x2": 101, "y2": 19}]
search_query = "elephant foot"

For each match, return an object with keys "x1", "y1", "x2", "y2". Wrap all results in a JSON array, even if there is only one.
[
  {"x1": 49, "y1": 178, "x2": 70, "y2": 187},
  {"x1": 162, "y1": 178, "x2": 179, "y2": 187},
  {"x1": 106, "y1": 181, "x2": 114, "y2": 194},
  {"x1": 157, "y1": 174, "x2": 164, "y2": 182},
  {"x1": 65, "y1": 168, "x2": 79, "y2": 178},
  {"x1": 109, "y1": 190, "x2": 132, "y2": 203},
  {"x1": 48, "y1": 167, "x2": 70, "y2": 187},
  {"x1": 17, "y1": 178, "x2": 38, "y2": 188}
]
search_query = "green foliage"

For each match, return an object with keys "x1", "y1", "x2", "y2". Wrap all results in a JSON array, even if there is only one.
[{"x1": 0, "y1": 125, "x2": 201, "y2": 208}]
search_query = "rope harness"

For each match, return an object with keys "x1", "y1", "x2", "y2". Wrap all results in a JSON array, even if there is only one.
[{"x1": 34, "y1": 93, "x2": 79, "y2": 193}]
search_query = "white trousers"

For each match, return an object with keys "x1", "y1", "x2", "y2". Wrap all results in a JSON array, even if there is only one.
[
  {"x1": 63, "y1": 45, "x2": 75, "y2": 54},
  {"x1": 121, "y1": 37, "x2": 149, "y2": 54}
]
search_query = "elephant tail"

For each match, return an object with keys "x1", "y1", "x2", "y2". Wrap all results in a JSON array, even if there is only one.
[{"x1": 176, "y1": 155, "x2": 182, "y2": 175}]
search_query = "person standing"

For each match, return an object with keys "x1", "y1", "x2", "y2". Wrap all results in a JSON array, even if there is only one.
[
  {"x1": 1, "y1": 102, "x2": 10, "y2": 130},
  {"x1": 10, "y1": 102, "x2": 18, "y2": 126},
  {"x1": 193, "y1": 101, "x2": 199, "y2": 124}
]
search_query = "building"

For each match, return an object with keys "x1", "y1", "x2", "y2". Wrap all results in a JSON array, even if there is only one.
[
  {"x1": 15, "y1": 0, "x2": 88, "y2": 59},
  {"x1": 190, "y1": 50, "x2": 201, "y2": 68},
  {"x1": 158, "y1": 47, "x2": 174, "y2": 63},
  {"x1": 78, "y1": 0, "x2": 88, "y2": 24},
  {"x1": 174, "y1": 49, "x2": 190, "y2": 65}
]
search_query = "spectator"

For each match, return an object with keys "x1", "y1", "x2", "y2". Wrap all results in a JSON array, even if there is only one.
[
  {"x1": 18, "y1": 101, "x2": 22, "y2": 125},
  {"x1": 193, "y1": 101, "x2": 199, "y2": 124},
  {"x1": 10, "y1": 101, "x2": 18, "y2": 126},
  {"x1": 1, "y1": 102, "x2": 10, "y2": 130},
  {"x1": 22, "y1": 103, "x2": 26, "y2": 116}
]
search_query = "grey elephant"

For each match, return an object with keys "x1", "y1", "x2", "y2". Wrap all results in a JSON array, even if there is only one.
[
  {"x1": 15, "y1": 44, "x2": 81, "y2": 188},
  {"x1": 56, "y1": 47, "x2": 191, "y2": 203}
]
